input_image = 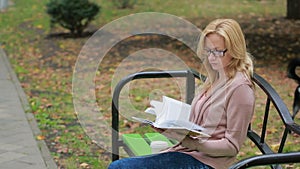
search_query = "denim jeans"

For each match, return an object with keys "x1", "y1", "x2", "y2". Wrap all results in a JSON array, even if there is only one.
[{"x1": 108, "y1": 152, "x2": 214, "y2": 169}]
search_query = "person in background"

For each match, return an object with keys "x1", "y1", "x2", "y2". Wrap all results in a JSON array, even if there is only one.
[{"x1": 108, "y1": 18, "x2": 255, "y2": 169}]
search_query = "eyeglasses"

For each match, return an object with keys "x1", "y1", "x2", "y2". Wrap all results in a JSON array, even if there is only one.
[{"x1": 203, "y1": 48, "x2": 227, "y2": 58}]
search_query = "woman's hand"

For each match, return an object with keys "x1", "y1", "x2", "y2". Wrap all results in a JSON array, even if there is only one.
[
  {"x1": 163, "y1": 129, "x2": 188, "y2": 141},
  {"x1": 152, "y1": 126, "x2": 199, "y2": 151},
  {"x1": 154, "y1": 128, "x2": 189, "y2": 141}
]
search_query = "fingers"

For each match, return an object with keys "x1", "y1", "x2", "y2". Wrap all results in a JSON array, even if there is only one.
[{"x1": 161, "y1": 130, "x2": 187, "y2": 141}]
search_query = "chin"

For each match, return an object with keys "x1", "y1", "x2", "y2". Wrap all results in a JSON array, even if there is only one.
[{"x1": 211, "y1": 66, "x2": 220, "y2": 70}]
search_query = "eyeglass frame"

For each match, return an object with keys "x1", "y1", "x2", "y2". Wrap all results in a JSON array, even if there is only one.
[{"x1": 203, "y1": 48, "x2": 228, "y2": 58}]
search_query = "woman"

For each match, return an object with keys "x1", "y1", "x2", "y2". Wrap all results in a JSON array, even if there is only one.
[{"x1": 108, "y1": 19, "x2": 255, "y2": 169}]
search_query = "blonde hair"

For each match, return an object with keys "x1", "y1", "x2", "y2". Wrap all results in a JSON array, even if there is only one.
[{"x1": 197, "y1": 19, "x2": 254, "y2": 89}]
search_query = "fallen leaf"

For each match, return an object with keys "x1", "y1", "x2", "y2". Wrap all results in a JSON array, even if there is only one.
[
  {"x1": 270, "y1": 143, "x2": 280, "y2": 150},
  {"x1": 80, "y1": 162, "x2": 89, "y2": 168},
  {"x1": 36, "y1": 135, "x2": 45, "y2": 140}
]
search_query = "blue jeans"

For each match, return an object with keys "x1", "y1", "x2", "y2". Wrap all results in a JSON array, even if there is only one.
[{"x1": 108, "y1": 152, "x2": 214, "y2": 169}]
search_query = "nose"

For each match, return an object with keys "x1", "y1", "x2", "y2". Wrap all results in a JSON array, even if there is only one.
[{"x1": 207, "y1": 52, "x2": 216, "y2": 60}]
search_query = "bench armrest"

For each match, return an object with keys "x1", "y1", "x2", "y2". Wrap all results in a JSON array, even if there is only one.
[
  {"x1": 287, "y1": 122, "x2": 300, "y2": 135},
  {"x1": 229, "y1": 152, "x2": 300, "y2": 169}
]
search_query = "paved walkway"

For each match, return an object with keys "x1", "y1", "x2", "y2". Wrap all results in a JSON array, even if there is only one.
[{"x1": 0, "y1": 48, "x2": 57, "y2": 169}]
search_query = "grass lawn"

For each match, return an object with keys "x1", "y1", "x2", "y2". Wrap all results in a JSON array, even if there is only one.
[{"x1": 1, "y1": 0, "x2": 299, "y2": 168}]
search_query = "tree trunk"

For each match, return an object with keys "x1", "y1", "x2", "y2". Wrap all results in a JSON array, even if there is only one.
[
  {"x1": 0, "y1": 0, "x2": 8, "y2": 11},
  {"x1": 287, "y1": 0, "x2": 300, "y2": 19}
]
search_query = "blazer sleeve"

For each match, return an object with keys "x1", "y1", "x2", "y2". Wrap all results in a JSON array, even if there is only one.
[{"x1": 185, "y1": 84, "x2": 255, "y2": 157}]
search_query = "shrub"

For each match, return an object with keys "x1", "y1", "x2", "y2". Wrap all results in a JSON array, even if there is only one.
[
  {"x1": 112, "y1": 0, "x2": 136, "y2": 9},
  {"x1": 46, "y1": 0, "x2": 100, "y2": 36}
]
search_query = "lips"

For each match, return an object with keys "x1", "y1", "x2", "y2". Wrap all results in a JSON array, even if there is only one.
[
  {"x1": 209, "y1": 62, "x2": 220, "y2": 70},
  {"x1": 209, "y1": 62, "x2": 219, "y2": 66}
]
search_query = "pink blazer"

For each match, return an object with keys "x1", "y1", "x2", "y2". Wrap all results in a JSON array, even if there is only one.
[{"x1": 166, "y1": 72, "x2": 255, "y2": 169}]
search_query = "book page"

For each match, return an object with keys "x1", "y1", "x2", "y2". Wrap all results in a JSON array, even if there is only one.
[
  {"x1": 132, "y1": 96, "x2": 210, "y2": 138},
  {"x1": 155, "y1": 96, "x2": 191, "y2": 126}
]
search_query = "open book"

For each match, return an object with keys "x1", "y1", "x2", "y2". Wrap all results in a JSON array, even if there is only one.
[{"x1": 132, "y1": 96, "x2": 210, "y2": 138}]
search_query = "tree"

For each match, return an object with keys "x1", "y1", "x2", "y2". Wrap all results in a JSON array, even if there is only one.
[{"x1": 287, "y1": 0, "x2": 300, "y2": 19}]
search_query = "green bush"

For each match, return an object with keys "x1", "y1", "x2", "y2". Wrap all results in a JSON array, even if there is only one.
[
  {"x1": 112, "y1": 0, "x2": 137, "y2": 9},
  {"x1": 46, "y1": 0, "x2": 100, "y2": 36}
]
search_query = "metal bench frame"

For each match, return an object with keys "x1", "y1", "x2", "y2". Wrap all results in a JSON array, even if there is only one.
[{"x1": 111, "y1": 70, "x2": 300, "y2": 168}]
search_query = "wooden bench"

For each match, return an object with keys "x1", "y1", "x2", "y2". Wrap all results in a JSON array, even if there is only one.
[{"x1": 111, "y1": 70, "x2": 300, "y2": 168}]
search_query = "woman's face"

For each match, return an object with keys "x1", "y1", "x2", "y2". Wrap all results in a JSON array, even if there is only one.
[{"x1": 204, "y1": 33, "x2": 232, "y2": 72}]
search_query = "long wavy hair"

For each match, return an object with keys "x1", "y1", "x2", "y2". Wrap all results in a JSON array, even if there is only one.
[{"x1": 197, "y1": 19, "x2": 254, "y2": 90}]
